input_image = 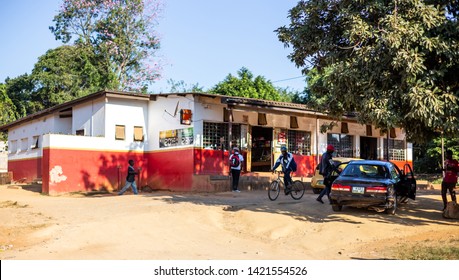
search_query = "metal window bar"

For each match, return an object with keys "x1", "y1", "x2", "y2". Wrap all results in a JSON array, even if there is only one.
[
  {"x1": 203, "y1": 122, "x2": 241, "y2": 150},
  {"x1": 383, "y1": 139, "x2": 405, "y2": 161},
  {"x1": 288, "y1": 130, "x2": 311, "y2": 155}
]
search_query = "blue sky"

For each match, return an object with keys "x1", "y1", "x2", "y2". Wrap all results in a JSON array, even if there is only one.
[{"x1": 0, "y1": 0, "x2": 306, "y2": 92}]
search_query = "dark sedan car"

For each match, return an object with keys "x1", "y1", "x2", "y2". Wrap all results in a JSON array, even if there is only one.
[{"x1": 330, "y1": 160, "x2": 416, "y2": 214}]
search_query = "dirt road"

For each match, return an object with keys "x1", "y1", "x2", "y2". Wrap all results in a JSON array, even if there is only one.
[{"x1": 0, "y1": 184, "x2": 457, "y2": 260}]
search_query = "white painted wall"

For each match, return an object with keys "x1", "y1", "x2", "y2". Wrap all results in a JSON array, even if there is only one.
[
  {"x1": 148, "y1": 94, "x2": 195, "y2": 150},
  {"x1": 73, "y1": 97, "x2": 105, "y2": 136},
  {"x1": 105, "y1": 97, "x2": 148, "y2": 151},
  {"x1": 7, "y1": 115, "x2": 56, "y2": 161}
]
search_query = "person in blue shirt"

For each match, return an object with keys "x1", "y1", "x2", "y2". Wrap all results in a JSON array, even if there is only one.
[{"x1": 271, "y1": 146, "x2": 297, "y2": 195}]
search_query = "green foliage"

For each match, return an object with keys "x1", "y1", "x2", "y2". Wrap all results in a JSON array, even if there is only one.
[
  {"x1": 210, "y1": 67, "x2": 297, "y2": 102},
  {"x1": 414, "y1": 136, "x2": 459, "y2": 173},
  {"x1": 0, "y1": 84, "x2": 17, "y2": 140},
  {"x1": 165, "y1": 79, "x2": 204, "y2": 93},
  {"x1": 50, "y1": 0, "x2": 162, "y2": 91},
  {"x1": 31, "y1": 45, "x2": 116, "y2": 108},
  {"x1": 4, "y1": 74, "x2": 35, "y2": 117},
  {"x1": 277, "y1": 0, "x2": 459, "y2": 143}
]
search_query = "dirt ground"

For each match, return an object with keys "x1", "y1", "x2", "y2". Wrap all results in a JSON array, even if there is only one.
[{"x1": 0, "y1": 183, "x2": 458, "y2": 260}]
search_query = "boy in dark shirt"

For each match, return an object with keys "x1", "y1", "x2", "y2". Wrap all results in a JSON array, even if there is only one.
[{"x1": 118, "y1": 160, "x2": 139, "y2": 195}]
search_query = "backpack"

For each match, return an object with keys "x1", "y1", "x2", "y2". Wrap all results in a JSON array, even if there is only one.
[
  {"x1": 289, "y1": 156, "x2": 297, "y2": 172},
  {"x1": 230, "y1": 154, "x2": 240, "y2": 168}
]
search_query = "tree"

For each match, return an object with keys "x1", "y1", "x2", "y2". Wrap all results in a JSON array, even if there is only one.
[
  {"x1": 210, "y1": 67, "x2": 294, "y2": 102},
  {"x1": 277, "y1": 0, "x2": 459, "y2": 142},
  {"x1": 50, "y1": 0, "x2": 163, "y2": 91},
  {"x1": 4, "y1": 74, "x2": 35, "y2": 117},
  {"x1": 0, "y1": 83, "x2": 17, "y2": 124},
  {"x1": 165, "y1": 79, "x2": 204, "y2": 93},
  {"x1": 31, "y1": 45, "x2": 116, "y2": 109}
]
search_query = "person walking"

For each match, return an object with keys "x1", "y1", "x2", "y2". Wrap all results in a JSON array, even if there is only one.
[
  {"x1": 229, "y1": 147, "x2": 244, "y2": 192},
  {"x1": 118, "y1": 159, "x2": 139, "y2": 195},
  {"x1": 271, "y1": 146, "x2": 297, "y2": 195},
  {"x1": 316, "y1": 144, "x2": 335, "y2": 204},
  {"x1": 441, "y1": 150, "x2": 458, "y2": 210}
]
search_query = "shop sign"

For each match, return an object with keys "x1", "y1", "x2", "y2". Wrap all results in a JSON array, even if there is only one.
[{"x1": 160, "y1": 127, "x2": 194, "y2": 148}]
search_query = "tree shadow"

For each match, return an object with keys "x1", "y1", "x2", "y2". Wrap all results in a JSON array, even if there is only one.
[{"x1": 147, "y1": 189, "x2": 459, "y2": 226}]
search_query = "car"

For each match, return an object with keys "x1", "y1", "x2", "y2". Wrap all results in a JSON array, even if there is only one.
[
  {"x1": 329, "y1": 160, "x2": 416, "y2": 214},
  {"x1": 310, "y1": 157, "x2": 362, "y2": 194}
]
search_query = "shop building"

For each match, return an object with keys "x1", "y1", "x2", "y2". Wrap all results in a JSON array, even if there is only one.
[{"x1": 0, "y1": 90, "x2": 412, "y2": 194}]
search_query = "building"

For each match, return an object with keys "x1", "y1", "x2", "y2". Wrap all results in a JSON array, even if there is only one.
[{"x1": 0, "y1": 90, "x2": 412, "y2": 194}]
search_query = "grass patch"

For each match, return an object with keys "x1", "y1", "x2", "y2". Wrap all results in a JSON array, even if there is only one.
[
  {"x1": 0, "y1": 200, "x2": 29, "y2": 208},
  {"x1": 396, "y1": 239, "x2": 459, "y2": 260}
]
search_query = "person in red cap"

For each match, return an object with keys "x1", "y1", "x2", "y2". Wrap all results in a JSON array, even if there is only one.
[{"x1": 316, "y1": 144, "x2": 335, "y2": 204}]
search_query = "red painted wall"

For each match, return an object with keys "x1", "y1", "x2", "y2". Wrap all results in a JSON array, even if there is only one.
[
  {"x1": 40, "y1": 147, "x2": 195, "y2": 194},
  {"x1": 8, "y1": 157, "x2": 42, "y2": 182},
  {"x1": 391, "y1": 160, "x2": 413, "y2": 171},
  {"x1": 42, "y1": 148, "x2": 145, "y2": 194},
  {"x1": 292, "y1": 155, "x2": 317, "y2": 177},
  {"x1": 193, "y1": 148, "x2": 252, "y2": 175},
  {"x1": 145, "y1": 148, "x2": 194, "y2": 191}
]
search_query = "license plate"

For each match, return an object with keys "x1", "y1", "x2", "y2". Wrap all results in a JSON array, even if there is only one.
[{"x1": 352, "y1": 187, "x2": 365, "y2": 194}]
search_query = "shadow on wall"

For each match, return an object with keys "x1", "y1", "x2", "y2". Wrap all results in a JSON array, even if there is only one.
[{"x1": 77, "y1": 151, "x2": 146, "y2": 192}]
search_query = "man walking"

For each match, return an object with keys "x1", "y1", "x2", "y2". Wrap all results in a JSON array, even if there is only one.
[
  {"x1": 316, "y1": 144, "x2": 335, "y2": 204},
  {"x1": 118, "y1": 159, "x2": 139, "y2": 195}
]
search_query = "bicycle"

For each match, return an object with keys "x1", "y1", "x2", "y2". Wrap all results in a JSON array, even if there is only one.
[{"x1": 268, "y1": 170, "x2": 305, "y2": 201}]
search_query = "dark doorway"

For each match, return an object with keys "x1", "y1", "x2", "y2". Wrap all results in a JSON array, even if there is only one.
[
  {"x1": 251, "y1": 126, "x2": 273, "y2": 172},
  {"x1": 360, "y1": 137, "x2": 378, "y2": 160}
]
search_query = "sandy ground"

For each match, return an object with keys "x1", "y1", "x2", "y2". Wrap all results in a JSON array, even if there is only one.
[{"x1": 0, "y1": 184, "x2": 458, "y2": 260}]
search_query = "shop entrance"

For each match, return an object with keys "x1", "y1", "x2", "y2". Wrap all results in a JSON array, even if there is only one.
[
  {"x1": 251, "y1": 126, "x2": 273, "y2": 172},
  {"x1": 360, "y1": 137, "x2": 378, "y2": 160}
]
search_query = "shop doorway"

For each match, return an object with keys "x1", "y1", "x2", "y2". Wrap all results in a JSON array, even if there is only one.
[
  {"x1": 360, "y1": 137, "x2": 378, "y2": 160},
  {"x1": 251, "y1": 126, "x2": 273, "y2": 172}
]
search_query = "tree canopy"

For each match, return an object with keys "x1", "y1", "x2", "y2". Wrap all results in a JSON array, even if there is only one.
[
  {"x1": 277, "y1": 0, "x2": 459, "y2": 142},
  {"x1": 210, "y1": 67, "x2": 296, "y2": 102},
  {"x1": 50, "y1": 0, "x2": 163, "y2": 91},
  {"x1": 31, "y1": 45, "x2": 117, "y2": 109}
]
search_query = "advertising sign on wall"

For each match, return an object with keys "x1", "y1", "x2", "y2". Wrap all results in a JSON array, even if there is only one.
[{"x1": 159, "y1": 127, "x2": 194, "y2": 148}]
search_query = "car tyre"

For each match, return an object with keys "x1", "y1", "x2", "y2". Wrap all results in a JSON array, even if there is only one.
[
  {"x1": 331, "y1": 204, "x2": 342, "y2": 212},
  {"x1": 386, "y1": 195, "x2": 397, "y2": 215}
]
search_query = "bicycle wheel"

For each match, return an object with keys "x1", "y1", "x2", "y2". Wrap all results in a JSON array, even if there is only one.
[
  {"x1": 290, "y1": 180, "x2": 305, "y2": 200},
  {"x1": 268, "y1": 180, "x2": 280, "y2": 201}
]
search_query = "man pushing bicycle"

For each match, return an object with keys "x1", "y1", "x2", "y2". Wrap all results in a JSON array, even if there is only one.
[{"x1": 271, "y1": 146, "x2": 297, "y2": 195}]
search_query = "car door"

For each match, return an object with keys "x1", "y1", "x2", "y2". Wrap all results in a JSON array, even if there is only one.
[
  {"x1": 393, "y1": 164, "x2": 416, "y2": 200},
  {"x1": 403, "y1": 164, "x2": 416, "y2": 200},
  {"x1": 329, "y1": 162, "x2": 348, "y2": 183}
]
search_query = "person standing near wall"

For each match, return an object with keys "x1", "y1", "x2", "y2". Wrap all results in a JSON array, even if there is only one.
[
  {"x1": 441, "y1": 150, "x2": 458, "y2": 210},
  {"x1": 229, "y1": 147, "x2": 244, "y2": 192},
  {"x1": 118, "y1": 159, "x2": 139, "y2": 195}
]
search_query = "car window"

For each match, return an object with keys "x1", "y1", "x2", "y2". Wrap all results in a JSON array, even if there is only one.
[
  {"x1": 341, "y1": 164, "x2": 388, "y2": 178},
  {"x1": 391, "y1": 164, "x2": 401, "y2": 182}
]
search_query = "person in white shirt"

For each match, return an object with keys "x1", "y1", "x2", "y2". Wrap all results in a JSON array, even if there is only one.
[{"x1": 229, "y1": 147, "x2": 244, "y2": 192}]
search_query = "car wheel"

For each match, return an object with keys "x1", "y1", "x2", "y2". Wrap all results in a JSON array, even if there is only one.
[
  {"x1": 332, "y1": 204, "x2": 342, "y2": 212},
  {"x1": 312, "y1": 188, "x2": 321, "y2": 194},
  {"x1": 386, "y1": 195, "x2": 397, "y2": 215}
]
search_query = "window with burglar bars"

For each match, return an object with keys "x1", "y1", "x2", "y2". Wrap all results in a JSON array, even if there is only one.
[
  {"x1": 203, "y1": 122, "x2": 241, "y2": 150},
  {"x1": 327, "y1": 133, "x2": 354, "y2": 157},
  {"x1": 288, "y1": 130, "x2": 311, "y2": 155},
  {"x1": 384, "y1": 139, "x2": 405, "y2": 161}
]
